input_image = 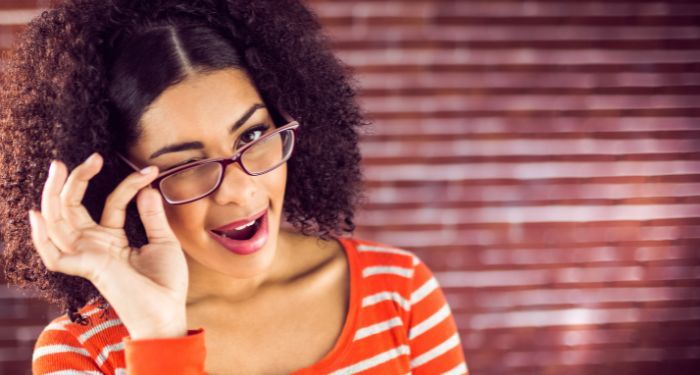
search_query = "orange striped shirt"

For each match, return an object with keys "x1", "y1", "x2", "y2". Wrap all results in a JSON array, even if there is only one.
[{"x1": 32, "y1": 237, "x2": 469, "y2": 374}]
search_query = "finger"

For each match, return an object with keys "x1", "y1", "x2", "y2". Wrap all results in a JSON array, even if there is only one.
[
  {"x1": 28, "y1": 209, "x2": 64, "y2": 273},
  {"x1": 100, "y1": 166, "x2": 159, "y2": 229},
  {"x1": 29, "y1": 209, "x2": 96, "y2": 280},
  {"x1": 41, "y1": 160, "x2": 81, "y2": 253},
  {"x1": 136, "y1": 186, "x2": 178, "y2": 245},
  {"x1": 59, "y1": 152, "x2": 102, "y2": 230}
]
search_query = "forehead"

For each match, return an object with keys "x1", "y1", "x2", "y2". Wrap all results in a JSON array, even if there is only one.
[{"x1": 133, "y1": 68, "x2": 263, "y2": 152}]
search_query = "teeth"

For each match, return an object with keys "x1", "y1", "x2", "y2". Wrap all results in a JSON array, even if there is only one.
[{"x1": 234, "y1": 220, "x2": 256, "y2": 230}]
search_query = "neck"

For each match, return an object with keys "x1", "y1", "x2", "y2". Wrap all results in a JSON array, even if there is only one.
[{"x1": 184, "y1": 229, "x2": 296, "y2": 306}]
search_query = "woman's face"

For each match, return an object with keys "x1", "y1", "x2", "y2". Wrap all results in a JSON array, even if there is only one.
[{"x1": 126, "y1": 68, "x2": 287, "y2": 282}]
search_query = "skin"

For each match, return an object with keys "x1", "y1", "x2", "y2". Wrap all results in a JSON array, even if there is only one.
[
  {"x1": 126, "y1": 68, "x2": 293, "y2": 306},
  {"x1": 30, "y1": 67, "x2": 350, "y2": 372}
]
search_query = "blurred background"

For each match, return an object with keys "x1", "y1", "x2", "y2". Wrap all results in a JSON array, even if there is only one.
[{"x1": 2, "y1": 0, "x2": 700, "y2": 374}]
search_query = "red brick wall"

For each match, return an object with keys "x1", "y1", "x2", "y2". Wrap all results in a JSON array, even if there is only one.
[
  {"x1": 308, "y1": 0, "x2": 700, "y2": 373},
  {"x1": 2, "y1": 0, "x2": 700, "y2": 374}
]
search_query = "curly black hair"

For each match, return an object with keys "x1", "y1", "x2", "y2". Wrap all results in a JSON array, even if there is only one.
[{"x1": 0, "y1": 0, "x2": 368, "y2": 325}]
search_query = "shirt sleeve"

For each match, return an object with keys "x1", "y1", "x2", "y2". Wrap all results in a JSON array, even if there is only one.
[
  {"x1": 407, "y1": 256, "x2": 469, "y2": 375},
  {"x1": 32, "y1": 324, "x2": 103, "y2": 374},
  {"x1": 123, "y1": 328, "x2": 207, "y2": 375}
]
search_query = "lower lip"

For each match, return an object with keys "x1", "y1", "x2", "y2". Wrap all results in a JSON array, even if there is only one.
[{"x1": 208, "y1": 211, "x2": 269, "y2": 255}]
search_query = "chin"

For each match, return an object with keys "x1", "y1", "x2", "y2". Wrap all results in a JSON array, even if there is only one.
[{"x1": 192, "y1": 225, "x2": 280, "y2": 278}]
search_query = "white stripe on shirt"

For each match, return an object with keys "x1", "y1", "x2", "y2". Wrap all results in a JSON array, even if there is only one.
[
  {"x1": 362, "y1": 291, "x2": 411, "y2": 311},
  {"x1": 410, "y1": 332, "x2": 461, "y2": 369},
  {"x1": 330, "y1": 345, "x2": 411, "y2": 375},
  {"x1": 357, "y1": 245, "x2": 414, "y2": 258},
  {"x1": 96, "y1": 341, "x2": 124, "y2": 367},
  {"x1": 356, "y1": 245, "x2": 420, "y2": 266},
  {"x1": 354, "y1": 317, "x2": 404, "y2": 341},
  {"x1": 43, "y1": 321, "x2": 69, "y2": 332},
  {"x1": 409, "y1": 303, "x2": 451, "y2": 340},
  {"x1": 363, "y1": 266, "x2": 414, "y2": 278},
  {"x1": 442, "y1": 361, "x2": 469, "y2": 375},
  {"x1": 411, "y1": 277, "x2": 438, "y2": 305},
  {"x1": 78, "y1": 319, "x2": 123, "y2": 344},
  {"x1": 32, "y1": 344, "x2": 90, "y2": 362}
]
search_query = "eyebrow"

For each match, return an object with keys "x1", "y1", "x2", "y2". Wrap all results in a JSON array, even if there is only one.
[{"x1": 148, "y1": 103, "x2": 265, "y2": 160}]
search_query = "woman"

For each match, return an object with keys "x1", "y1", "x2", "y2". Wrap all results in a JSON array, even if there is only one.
[{"x1": 0, "y1": 0, "x2": 468, "y2": 374}]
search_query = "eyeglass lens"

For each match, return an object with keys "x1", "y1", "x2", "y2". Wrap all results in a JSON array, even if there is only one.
[{"x1": 159, "y1": 129, "x2": 293, "y2": 203}]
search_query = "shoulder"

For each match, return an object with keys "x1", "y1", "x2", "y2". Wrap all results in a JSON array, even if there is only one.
[
  {"x1": 341, "y1": 236, "x2": 422, "y2": 274},
  {"x1": 33, "y1": 298, "x2": 129, "y2": 372},
  {"x1": 340, "y1": 237, "x2": 431, "y2": 299}
]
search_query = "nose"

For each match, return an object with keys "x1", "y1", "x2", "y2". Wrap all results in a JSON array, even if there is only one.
[{"x1": 211, "y1": 161, "x2": 257, "y2": 206}]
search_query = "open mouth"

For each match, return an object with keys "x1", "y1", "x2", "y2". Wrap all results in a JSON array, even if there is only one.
[
  {"x1": 211, "y1": 214, "x2": 264, "y2": 241},
  {"x1": 208, "y1": 208, "x2": 269, "y2": 255}
]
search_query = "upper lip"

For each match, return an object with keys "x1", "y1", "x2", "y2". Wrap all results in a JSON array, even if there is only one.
[{"x1": 210, "y1": 208, "x2": 267, "y2": 233}]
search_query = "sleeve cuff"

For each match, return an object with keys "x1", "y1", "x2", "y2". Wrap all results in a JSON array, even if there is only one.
[{"x1": 123, "y1": 328, "x2": 206, "y2": 374}]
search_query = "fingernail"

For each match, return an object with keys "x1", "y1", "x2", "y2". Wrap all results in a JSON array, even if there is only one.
[
  {"x1": 28, "y1": 210, "x2": 36, "y2": 226},
  {"x1": 48, "y1": 160, "x2": 56, "y2": 176},
  {"x1": 140, "y1": 166, "x2": 155, "y2": 175},
  {"x1": 87, "y1": 152, "x2": 100, "y2": 163}
]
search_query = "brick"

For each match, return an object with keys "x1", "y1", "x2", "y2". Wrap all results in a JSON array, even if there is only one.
[
  {"x1": 645, "y1": 265, "x2": 700, "y2": 281},
  {"x1": 0, "y1": 325, "x2": 43, "y2": 344},
  {"x1": 13, "y1": 325, "x2": 43, "y2": 343},
  {"x1": 0, "y1": 346, "x2": 32, "y2": 362},
  {"x1": 460, "y1": 323, "x2": 700, "y2": 350},
  {"x1": 358, "y1": 94, "x2": 700, "y2": 114},
  {"x1": 0, "y1": 1, "x2": 44, "y2": 10},
  {"x1": 0, "y1": 361, "x2": 31, "y2": 375},
  {"x1": 434, "y1": 266, "x2": 659, "y2": 289},
  {"x1": 468, "y1": 286, "x2": 700, "y2": 310},
  {"x1": 500, "y1": 346, "x2": 700, "y2": 367},
  {"x1": 309, "y1": 1, "x2": 700, "y2": 19},
  {"x1": 326, "y1": 25, "x2": 700, "y2": 44},
  {"x1": 354, "y1": 71, "x2": 700, "y2": 91},
  {"x1": 361, "y1": 160, "x2": 700, "y2": 182},
  {"x1": 0, "y1": 284, "x2": 34, "y2": 299},
  {"x1": 356, "y1": 204, "x2": 700, "y2": 226},
  {"x1": 363, "y1": 117, "x2": 700, "y2": 136},
  {"x1": 476, "y1": 245, "x2": 696, "y2": 267},
  {"x1": 359, "y1": 138, "x2": 700, "y2": 159},
  {"x1": 0, "y1": 9, "x2": 43, "y2": 26},
  {"x1": 462, "y1": 306, "x2": 700, "y2": 330},
  {"x1": 0, "y1": 301, "x2": 26, "y2": 320},
  {"x1": 336, "y1": 49, "x2": 700, "y2": 68},
  {"x1": 634, "y1": 245, "x2": 695, "y2": 262},
  {"x1": 355, "y1": 223, "x2": 699, "y2": 248}
]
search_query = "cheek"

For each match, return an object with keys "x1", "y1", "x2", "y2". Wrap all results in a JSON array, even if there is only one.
[
  {"x1": 163, "y1": 202, "x2": 209, "y2": 234},
  {"x1": 268, "y1": 163, "x2": 288, "y2": 199}
]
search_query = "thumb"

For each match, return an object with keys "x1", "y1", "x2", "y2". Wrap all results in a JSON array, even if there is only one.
[{"x1": 136, "y1": 187, "x2": 177, "y2": 244}]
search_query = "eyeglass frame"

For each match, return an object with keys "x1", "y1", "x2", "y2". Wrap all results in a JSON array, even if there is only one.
[{"x1": 116, "y1": 106, "x2": 300, "y2": 205}]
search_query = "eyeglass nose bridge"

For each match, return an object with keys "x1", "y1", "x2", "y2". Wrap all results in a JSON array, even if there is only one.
[
  {"x1": 216, "y1": 150, "x2": 254, "y2": 183},
  {"x1": 203, "y1": 151, "x2": 256, "y2": 202},
  {"x1": 218, "y1": 150, "x2": 245, "y2": 172}
]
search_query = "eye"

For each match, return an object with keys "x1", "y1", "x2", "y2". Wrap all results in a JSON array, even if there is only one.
[{"x1": 237, "y1": 124, "x2": 271, "y2": 147}]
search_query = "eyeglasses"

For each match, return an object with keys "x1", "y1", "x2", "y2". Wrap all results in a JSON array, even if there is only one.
[{"x1": 116, "y1": 107, "x2": 299, "y2": 205}]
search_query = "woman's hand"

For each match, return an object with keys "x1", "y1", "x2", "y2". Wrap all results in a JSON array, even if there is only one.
[{"x1": 28, "y1": 152, "x2": 189, "y2": 339}]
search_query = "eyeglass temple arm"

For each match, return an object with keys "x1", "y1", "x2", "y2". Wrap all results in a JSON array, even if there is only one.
[
  {"x1": 277, "y1": 104, "x2": 298, "y2": 125},
  {"x1": 116, "y1": 152, "x2": 143, "y2": 172}
]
